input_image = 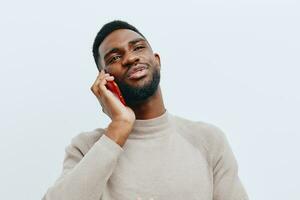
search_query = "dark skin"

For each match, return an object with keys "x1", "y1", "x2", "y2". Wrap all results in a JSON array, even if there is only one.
[{"x1": 97, "y1": 29, "x2": 166, "y2": 120}]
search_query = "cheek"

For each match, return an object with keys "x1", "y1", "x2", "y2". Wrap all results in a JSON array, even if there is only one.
[
  {"x1": 150, "y1": 57, "x2": 160, "y2": 70},
  {"x1": 106, "y1": 68, "x2": 115, "y2": 76},
  {"x1": 106, "y1": 65, "x2": 124, "y2": 76},
  {"x1": 148, "y1": 62, "x2": 159, "y2": 78},
  {"x1": 144, "y1": 54, "x2": 158, "y2": 68}
]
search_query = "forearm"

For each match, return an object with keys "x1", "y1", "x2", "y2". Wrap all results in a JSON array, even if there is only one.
[{"x1": 42, "y1": 134, "x2": 123, "y2": 200}]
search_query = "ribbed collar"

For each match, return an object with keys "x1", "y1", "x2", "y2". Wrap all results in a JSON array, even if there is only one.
[{"x1": 128, "y1": 109, "x2": 174, "y2": 139}]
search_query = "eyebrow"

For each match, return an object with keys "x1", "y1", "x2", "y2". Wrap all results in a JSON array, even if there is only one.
[
  {"x1": 103, "y1": 38, "x2": 146, "y2": 60},
  {"x1": 128, "y1": 38, "x2": 146, "y2": 45}
]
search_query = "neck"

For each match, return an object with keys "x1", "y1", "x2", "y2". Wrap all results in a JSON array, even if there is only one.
[{"x1": 129, "y1": 86, "x2": 166, "y2": 120}]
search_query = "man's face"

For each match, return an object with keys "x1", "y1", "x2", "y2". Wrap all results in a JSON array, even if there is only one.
[{"x1": 98, "y1": 29, "x2": 161, "y2": 105}]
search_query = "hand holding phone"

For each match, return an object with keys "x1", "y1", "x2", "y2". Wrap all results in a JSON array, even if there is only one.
[
  {"x1": 90, "y1": 70, "x2": 135, "y2": 147},
  {"x1": 90, "y1": 69, "x2": 134, "y2": 122},
  {"x1": 105, "y1": 80, "x2": 127, "y2": 106}
]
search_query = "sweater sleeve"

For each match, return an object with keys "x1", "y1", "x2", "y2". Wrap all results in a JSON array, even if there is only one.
[
  {"x1": 210, "y1": 126, "x2": 249, "y2": 200},
  {"x1": 42, "y1": 133, "x2": 124, "y2": 200}
]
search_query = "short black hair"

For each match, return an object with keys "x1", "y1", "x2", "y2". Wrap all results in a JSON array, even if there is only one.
[{"x1": 92, "y1": 20, "x2": 146, "y2": 70}]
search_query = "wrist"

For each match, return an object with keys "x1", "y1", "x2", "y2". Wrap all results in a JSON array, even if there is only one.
[{"x1": 105, "y1": 120, "x2": 134, "y2": 147}]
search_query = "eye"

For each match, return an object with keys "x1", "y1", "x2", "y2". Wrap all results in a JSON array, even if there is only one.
[
  {"x1": 108, "y1": 55, "x2": 121, "y2": 64},
  {"x1": 133, "y1": 45, "x2": 145, "y2": 51}
]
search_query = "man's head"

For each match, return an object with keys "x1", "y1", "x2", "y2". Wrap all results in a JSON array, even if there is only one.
[{"x1": 92, "y1": 20, "x2": 161, "y2": 106}]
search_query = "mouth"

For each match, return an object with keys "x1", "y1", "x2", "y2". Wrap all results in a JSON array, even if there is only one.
[{"x1": 127, "y1": 64, "x2": 148, "y2": 80}]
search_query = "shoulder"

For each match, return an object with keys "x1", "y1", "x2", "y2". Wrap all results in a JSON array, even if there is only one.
[
  {"x1": 170, "y1": 114, "x2": 228, "y2": 164},
  {"x1": 171, "y1": 114, "x2": 226, "y2": 146},
  {"x1": 67, "y1": 127, "x2": 106, "y2": 155}
]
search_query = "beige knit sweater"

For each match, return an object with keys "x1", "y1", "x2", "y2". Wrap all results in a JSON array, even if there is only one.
[{"x1": 42, "y1": 110, "x2": 248, "y2": 200}]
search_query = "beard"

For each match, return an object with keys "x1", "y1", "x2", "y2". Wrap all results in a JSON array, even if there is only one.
[{"x1": 115, "y1": 68, "x2": 160, "y2": 106}]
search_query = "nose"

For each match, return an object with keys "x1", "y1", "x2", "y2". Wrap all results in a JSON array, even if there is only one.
[{"x1": 121, "y1": 51, "x2": 139, "y2": 68}]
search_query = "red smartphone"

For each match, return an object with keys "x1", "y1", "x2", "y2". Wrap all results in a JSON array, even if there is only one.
[{"x1": 105, "y1": 79, "x2": 127, "y2": 106}]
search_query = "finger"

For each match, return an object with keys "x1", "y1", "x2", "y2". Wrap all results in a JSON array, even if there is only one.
[
  {"x1": 97, "y1": 69, "x2": 109, "y2": 82},
  {"x1": 96, "y1": 73, "x2": 113, "y2": 84},
  {"x1": 97, "y1": 75, "x2": 114, "y2": 92},
  {"x1": 98, "y1": 72, "x2": 112, "y2": 84},
  {"x1": 91, "y1": 72, "x2": 112, "y2": 94},
  {"x1": 91, "y1": 71, "x2": 115, "y2": 100},
  {"x1": 91, "y1": 76, "x2": 102, "y2": 96},
  {"x1": 98, "y1": 75, "x2": 115, "y2": 95}
]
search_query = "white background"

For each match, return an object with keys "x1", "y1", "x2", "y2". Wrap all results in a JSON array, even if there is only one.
[{"x1": 0, "y1": 0, "x2": 299, "y2": 199}]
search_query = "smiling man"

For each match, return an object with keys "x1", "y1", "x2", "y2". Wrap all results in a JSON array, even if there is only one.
[{"x1": 42, "y1": 20, "x2": 249, "y2": 200}]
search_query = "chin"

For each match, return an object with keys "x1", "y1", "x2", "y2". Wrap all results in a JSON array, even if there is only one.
[{"x1": 117, "y1": 67, "x2": 160, "y2": 103}]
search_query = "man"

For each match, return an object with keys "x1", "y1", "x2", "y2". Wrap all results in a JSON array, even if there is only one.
[{"x1": 42, "y1": 20, "x2": 249, "y2": 200}]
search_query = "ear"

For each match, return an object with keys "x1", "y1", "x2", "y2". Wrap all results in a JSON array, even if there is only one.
[{"x1": 154, "y1": 53, "x2": 161, "y2": 69}]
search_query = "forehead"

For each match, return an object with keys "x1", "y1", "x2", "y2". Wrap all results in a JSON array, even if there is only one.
[{"x1": 99, "y1": 29, "x2": 144, "y2": 58}]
